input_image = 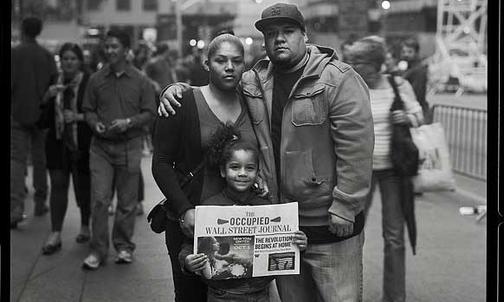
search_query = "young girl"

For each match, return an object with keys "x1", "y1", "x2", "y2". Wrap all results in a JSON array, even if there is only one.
[{"x1": 179, "y1": 125, "x2": 307, "y2": 302}]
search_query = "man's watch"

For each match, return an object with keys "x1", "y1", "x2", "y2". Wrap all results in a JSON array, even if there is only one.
[{"x1": 126, "y1": 118, "x2": 132, "y2": 128}]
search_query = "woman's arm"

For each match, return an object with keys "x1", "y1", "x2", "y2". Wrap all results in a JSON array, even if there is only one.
[
  {"x1": 397, "y1": 77, "x2": 424, "y2": 127},
  {"x1": 151, "y1": 105, "x2": 193, "y2": 219}
]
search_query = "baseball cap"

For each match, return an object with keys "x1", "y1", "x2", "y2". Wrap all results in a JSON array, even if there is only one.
[{"x1": 255, "y1": 3, "x2": 305, "y2": 32}]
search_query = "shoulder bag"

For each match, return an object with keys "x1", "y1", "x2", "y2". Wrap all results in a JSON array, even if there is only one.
[
  {"x1": 388, "y1": 75, "x2": 420, "y2": 176},
  {"x1": 147, "y1": 161, "x2": 205, "y2": 233}
]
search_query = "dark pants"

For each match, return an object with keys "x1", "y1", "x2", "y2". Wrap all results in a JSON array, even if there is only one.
[
  {"x1": 11, "y1": 120, "x2": 48, "y2": 220},
  {"x1": 49, "y1": 163, "x2": 91, "y2": 232},
  {"x1": 165, "y1": 219, "x2": 207, "y2": 302}
]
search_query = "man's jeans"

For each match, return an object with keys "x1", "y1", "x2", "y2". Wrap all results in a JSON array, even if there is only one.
[
  {"x1": 364, "y1": 169, "x2": 406, "y2": 302},
  {"x1": 88, "y1": 136, "x2": 142, "y2": 260},
  {"x1": 276, "y1": 231, "x2": 364, "y2": 302},
  {"x1": 11, "y1": 120, "x2": 48, "y2": 220}
]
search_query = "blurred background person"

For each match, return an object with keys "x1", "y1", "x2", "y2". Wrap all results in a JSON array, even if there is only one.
[
  {"x1": 400, "y1": 37, "x2": 432, "y2": 124},
  {"x1": 345, "y1": 36, "x2": 424, "y2": 302},
  {"x1": 11, "y1": 16, "x2": 58, "y2": 228},
  {"x1": 81, "y1": 29, "x2": 156, "y2": 270},
  {"x1": 39, "y1": 43, "x2": 93, "y2": 254},
  {"x1": 188, "y1": 48, "x2": 209, "y2": 86}
]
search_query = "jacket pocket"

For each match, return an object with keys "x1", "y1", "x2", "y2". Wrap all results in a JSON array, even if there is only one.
[
  {"x1": 291, "y1": 87, "x2": 326, "y2": 126},
  {"x1": 243, "y1": 89, "x2": 264, "y2": 125},
  {"x1": 282, "y1": 149, "x2": 331, "y2": 203}
]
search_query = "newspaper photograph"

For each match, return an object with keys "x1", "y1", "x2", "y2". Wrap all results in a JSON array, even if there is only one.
[{"x1": 194, "y1": 202, "x2": 300, "y2": 280}]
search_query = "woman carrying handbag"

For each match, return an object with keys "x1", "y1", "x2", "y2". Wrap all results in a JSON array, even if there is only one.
[{"x1": 344, "y1": 36, "x2": 424, "y2": 302}]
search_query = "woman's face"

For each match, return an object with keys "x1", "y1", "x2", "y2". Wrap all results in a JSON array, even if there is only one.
[
  {"x1": 206, "y1": 41, "x2": 245, "y2": 91},
  {"x1": 346, "y1": 44, "x2": 380, "y2": 86},
  {"x1": 60, "y1": 50, "x2": 82, "y2": 75}
]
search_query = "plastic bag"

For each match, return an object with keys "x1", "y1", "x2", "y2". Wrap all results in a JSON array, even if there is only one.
[{"x1": 410, "y1": 123, "x2": 456, "y2": 192}]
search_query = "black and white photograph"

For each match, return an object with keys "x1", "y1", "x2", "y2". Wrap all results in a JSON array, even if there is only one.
[{"x1": 7, "y1": 0, "x2": 500, "y2": 301}]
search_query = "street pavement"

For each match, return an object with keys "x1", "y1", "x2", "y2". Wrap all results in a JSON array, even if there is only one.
[{"x1": 10, "y1": 152, "x2": 486, "y2": 302}]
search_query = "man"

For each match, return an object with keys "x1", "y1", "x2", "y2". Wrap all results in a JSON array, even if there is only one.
[
  {"x1": 159, "y1": 3, "x2": 374, "y2": 301},
  {"x1": 400, "y1": 37, "x2": 431, "y2": 123},
  {"x1": 144, "y1": 43, "x2": 176, "y2": 96},
  {"x1": 81, "y1": 29, "x2": 156, "y2": 270},
  {"x1": 11, "y1": 16, "x2": 57, "y2": 228}
]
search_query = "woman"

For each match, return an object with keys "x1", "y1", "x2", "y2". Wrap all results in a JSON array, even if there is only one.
[
  {"x1": 40, "y1": 43, "x2": 93, "y2": 255},
  {"x1": 345, "y1": 37, "x2": 424, "y2": 302},
  {"x1": 151, "y1": 34, "x2": 258, "y2": 302}
]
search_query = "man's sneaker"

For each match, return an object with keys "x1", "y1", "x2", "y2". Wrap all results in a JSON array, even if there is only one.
[
  {"x1": 82, "y1": 254, "x2": 101, "y2": 270},
  {"x1": 115, "y1": 250, "x2": 133, "y2": 264}
]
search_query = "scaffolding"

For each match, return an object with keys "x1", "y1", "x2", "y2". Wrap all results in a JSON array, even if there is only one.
[{"x1": 429, "y1": 0, "x2": 487, "y2": 95}]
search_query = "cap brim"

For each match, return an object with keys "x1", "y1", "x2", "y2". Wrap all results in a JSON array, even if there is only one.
[{"x1": 254, "y1": 17, "x2": 304, "y2": 32}]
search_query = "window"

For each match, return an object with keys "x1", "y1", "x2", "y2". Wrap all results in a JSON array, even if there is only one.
[
  {"x1": 116, "y1": 0, "x2": 130, "y2": 11},
  {"x1": 143, "y1": 0, "x2": 157, "y2": 11},
  {"x1": 88, "y1": 0, "x2": 101, "y2": 10}
]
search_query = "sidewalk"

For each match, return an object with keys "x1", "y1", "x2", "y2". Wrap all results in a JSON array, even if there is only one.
[{"x1": 10, "y1": 156, "x2": 486, "y2": 302}]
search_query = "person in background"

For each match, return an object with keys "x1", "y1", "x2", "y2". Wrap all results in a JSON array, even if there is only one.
[
  {"x1": 152, "y1": 33, "x2": 259, "y2": 302},
  {"x1": 159, "y1": 3, "x2": 374, "y2": 301},
  {"x1": 81, "y1": 29, "x2": 156, "y2": 270},
  {"x1": 345, "y1": 36, "x2": 423, "y2": 302},
  {"x1": 39, "y1": 43, "x2": 93, "y2": 254},
  {"x1": 11, "y1": 16, "x2": 58, "y2": 228},
  {"x1": 400, "y1": 37, "x2": 431, "y2": 124},
  {"x1": 132, "y1": 41, "x2": 152, "y2": 71},
  {"x1": 188, "y1": 49, "x2": 209, "y2": 86}
]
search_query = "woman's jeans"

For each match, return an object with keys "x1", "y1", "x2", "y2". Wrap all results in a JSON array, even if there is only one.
[
  {"x1": 165, "y1": 218, "x2": 207, "y2": 302},
  {"x1": 365, "y1": 169, "x2": 406, "y2": 302},
  {"x1": 276, "y1": 231, "x2": 364, "y2": 302}
]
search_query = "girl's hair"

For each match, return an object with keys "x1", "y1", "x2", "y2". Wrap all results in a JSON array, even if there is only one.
[
  {"x1": 207, "y1": 33, "x2": 244, "y2": 60},
  {"x1": 59, "y1": 43, "x2": 84, "y2": 66},
  {"x1": 206, "y1": 124, "x2": 259, "y2": 169}
]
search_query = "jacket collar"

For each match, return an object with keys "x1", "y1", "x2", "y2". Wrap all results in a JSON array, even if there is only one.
[
  {"x1": 252, "y1": 44, "x2": 338, "y2": 83},
  {"x1": 103, "y1": 63, "x2": 135, "y2": 78}
]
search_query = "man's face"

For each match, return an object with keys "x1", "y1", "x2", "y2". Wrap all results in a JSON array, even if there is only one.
[
  {"x1": 262, "y1": 22, "x2": 306, "y2": 68},
  {"x1": 400, "y1": 46, "x2": 417, "y2": 63},
  {"x1": 105, "y1": 37, "x2": 127, "y2": 65}
]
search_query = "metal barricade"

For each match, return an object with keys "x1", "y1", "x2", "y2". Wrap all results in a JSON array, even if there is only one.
[{"x1": 432, "y1": 104, "x2": 487, "y2": 181}]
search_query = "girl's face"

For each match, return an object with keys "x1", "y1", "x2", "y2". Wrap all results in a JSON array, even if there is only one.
[
  {"x1": 60, "y1": 50, "x2": 82, "y2": 75},
  {"x1": 206, "y1": 41, "x2": 245, "y2": 91},
  {"x1": 220, "y1": 149, "x2": 258, "y2": 193}
]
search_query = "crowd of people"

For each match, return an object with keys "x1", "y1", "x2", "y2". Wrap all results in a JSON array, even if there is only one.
[{"x1": 12, "y1": 2, "x2": 431, "y2": 302}]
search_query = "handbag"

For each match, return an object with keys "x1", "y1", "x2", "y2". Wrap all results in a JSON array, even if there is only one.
[
  {"x1": 388, "y1": 75, "x2": 420, "y2": 177},
  {"x1": 147, "y1": 161, "x2": 206, "y2": 233},
  {"x1": 410, "y1": 123, "x2": 456, "y2": 192}
]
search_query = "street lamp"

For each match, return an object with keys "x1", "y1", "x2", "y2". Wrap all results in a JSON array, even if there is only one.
[{"x1": 381, "y1": 0, "x2": 391, "y2": 10}]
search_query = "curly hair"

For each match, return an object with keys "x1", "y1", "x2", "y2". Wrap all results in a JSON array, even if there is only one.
[{"x1": 206, "y1": 124, "x2": 259, "y2": 169}]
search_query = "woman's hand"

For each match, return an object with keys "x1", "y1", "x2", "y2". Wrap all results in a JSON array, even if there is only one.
[
  {"x1": 293, "y1": 230, "x2": 308, "y2": 251},
  {"x1": 253, "y1": 176, "x2": 270, "y2": 198},
  {"x1": 185, "y1": 253, "x2": 208, "y2": 273},
  {"x1": 158, "y1": 84, "x2": 186, "y2": 117},
  {"x1": 63, "y1": 109, "x2": 78, "y2": 123},
  {"x1": 391, "y1": 110, "x2": 410, "y2": 125},
  {"x1": 44, "y1": 84, "x2": 65, "y2": 101},
  {"x1": 180, "y1": 209, "x2": 196, "y2": 237}
]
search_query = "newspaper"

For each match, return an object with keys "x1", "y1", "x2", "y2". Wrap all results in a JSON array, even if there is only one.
[{"x1": 194, "y1": 202, "x2": 300, "y2": 280}]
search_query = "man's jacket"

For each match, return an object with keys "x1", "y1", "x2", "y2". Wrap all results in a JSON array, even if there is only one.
[{"x1": 240, "y1": 44, "x2": 374, "y2": 226}]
